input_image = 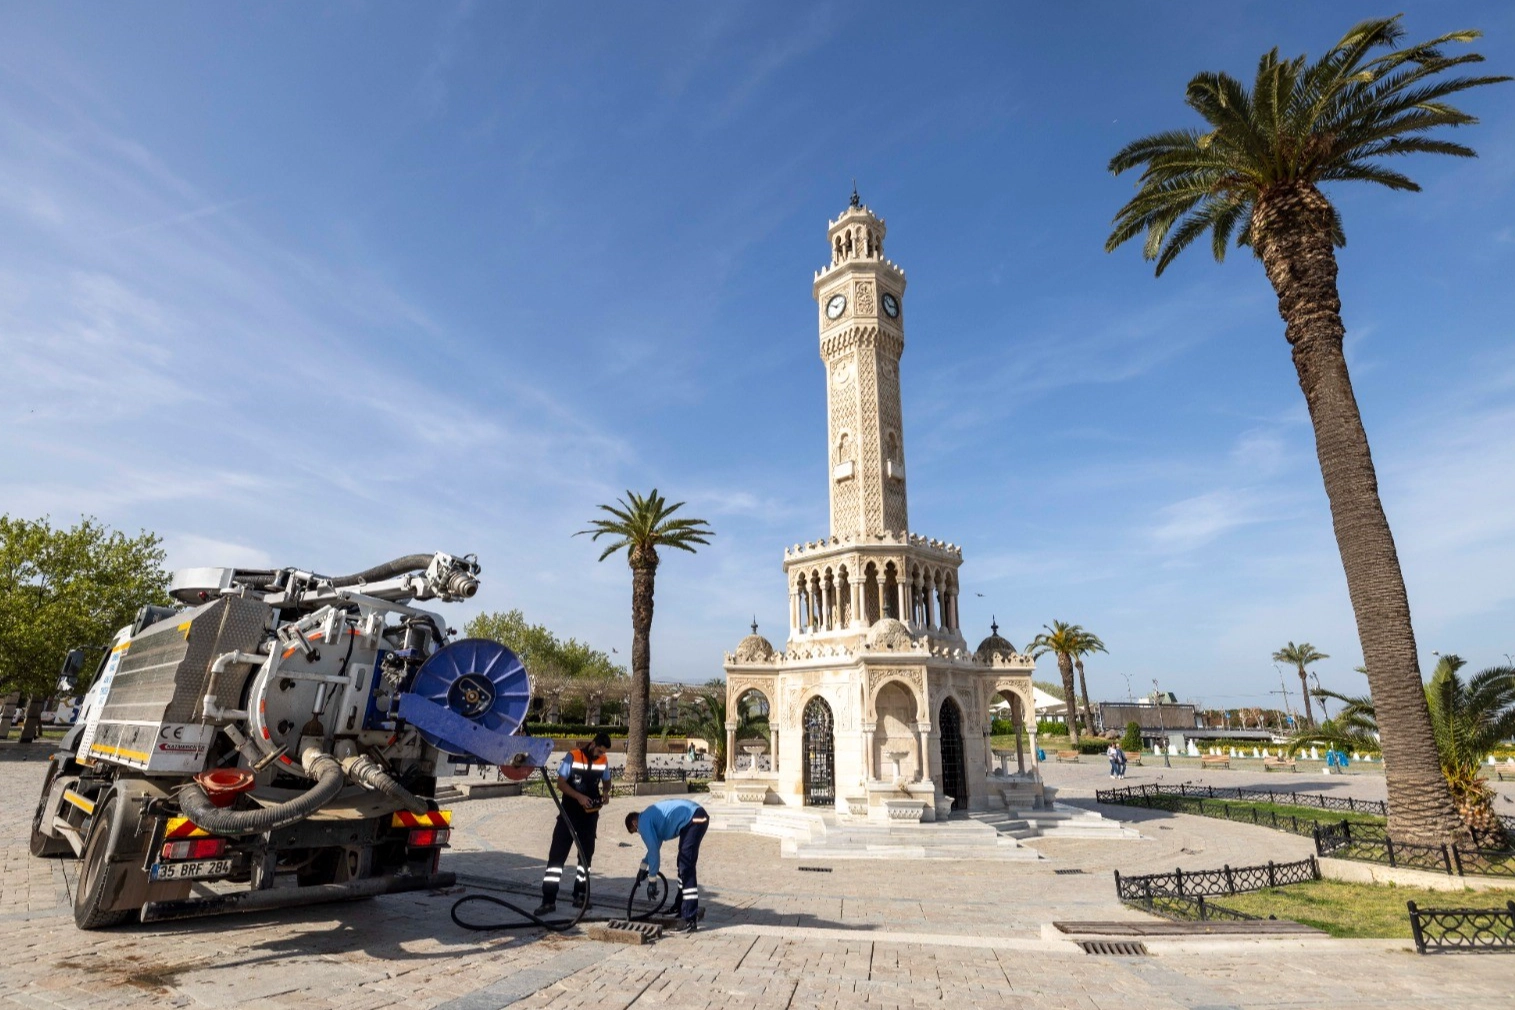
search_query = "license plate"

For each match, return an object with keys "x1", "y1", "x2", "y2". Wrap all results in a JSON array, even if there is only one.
[{"x1": 150, "y1": 858, "x2": 232, "y2": 881}]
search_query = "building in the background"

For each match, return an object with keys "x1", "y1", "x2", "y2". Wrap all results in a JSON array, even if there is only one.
[{"x1": 719, "y1": 193, "x2": 1041, "y2": 821}]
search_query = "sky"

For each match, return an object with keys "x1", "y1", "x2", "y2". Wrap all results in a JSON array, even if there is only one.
[{"x1": 1, "y1": 2, "x2": 1512, "y2": 712}]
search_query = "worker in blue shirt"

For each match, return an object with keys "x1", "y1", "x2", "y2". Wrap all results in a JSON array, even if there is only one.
[
  {"x1": 625, "y1": 797, "x2": 709, "y2": 932},
  {"x1": 534, "y1": 733, "x2": 613, "y2": 916}
]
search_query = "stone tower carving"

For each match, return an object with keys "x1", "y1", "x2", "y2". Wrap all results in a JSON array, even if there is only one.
[{"x1": 813, "y1": 200, "x2": 908, "y2": 539}]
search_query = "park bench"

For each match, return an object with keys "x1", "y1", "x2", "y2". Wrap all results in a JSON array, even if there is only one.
[
  {"x1": 1263, "y1": 756, "x2": 1298, "y2": 773},
  {"x1": 1200, "y1": 755, "x2": 1230, "y2": 769},
  {"x1": 1055, "y1": 750, "x2": 1080, "y2": 763},
  {"x1": 1122, "y1": 751, "x2": 1142, "y2": 766}
]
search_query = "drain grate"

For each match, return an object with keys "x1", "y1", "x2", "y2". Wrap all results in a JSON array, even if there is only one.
[
  {"x1": 797, "y1": 866, "x2": 833, "y2": 873},
  {"x1": 1078, "y1": 940, "x2": 1149, "y2": 956},
  {"x1": 605, "y1": 920, "x2": 663, "y2": 939},
  {"x1": 1053, "y1": 868, "x2": 1086, "y2": 875}
]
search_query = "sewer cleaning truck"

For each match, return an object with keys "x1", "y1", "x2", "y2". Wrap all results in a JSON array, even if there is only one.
[{"x1": 29, "y1": 551, "x2": 551, "y2": 929}]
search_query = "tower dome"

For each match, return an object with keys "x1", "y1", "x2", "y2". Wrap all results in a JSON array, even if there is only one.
[
  {"x1": 974, "y1": 619, "x2": 1017, "y2": 663},
  {"x1": 732, "y1": 619, "x2": 775, "y2": 663}
]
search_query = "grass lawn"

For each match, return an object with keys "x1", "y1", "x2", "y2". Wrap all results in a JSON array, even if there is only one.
[
  {"x1": 1217, "y1": 879, "x2": 1486, "y2": 938},
  {"x1": 1163, "y1": 796, "x2": 1384, "y2": 829}
]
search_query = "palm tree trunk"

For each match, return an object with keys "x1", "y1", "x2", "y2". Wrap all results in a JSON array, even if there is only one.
[
  {"x1": 1296, "y1": 668, "x2": 1315, "y2": 728},
  {"x1": 1076, "y1": 658, "x2": 1095, "y2": 734},
  {"x1": 1254, "y1": 182, "x2": 1465, "y2": 845},
  {"x1": 625, "y1": 557, "x2": 657, "y2": 784},
  {"x1": 1058, "y1": 653, "x2": 1080, "y2": 745}
]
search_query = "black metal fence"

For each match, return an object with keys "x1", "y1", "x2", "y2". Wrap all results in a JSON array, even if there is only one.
[
  {"x1": 1098, "y1": 783, "x2": 1389, "y2": 816},
  {"x1": 1313, "y1": 821, "x2": 1515, "y2": 879},
  {"x1": 1407, "y1": 900, "x2": 1515, "y2": 954},
  {"x1": 1115, "y1": 856, "x2": 1320, "y2": 902},
  {"x1": 1113, "y1": 856, "x2": 1319, "y2": 923}
]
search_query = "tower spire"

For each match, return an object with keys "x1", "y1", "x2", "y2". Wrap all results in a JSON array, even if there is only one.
[{"x1": 849, "y1": 179, "x2": 860, "y2": 208}]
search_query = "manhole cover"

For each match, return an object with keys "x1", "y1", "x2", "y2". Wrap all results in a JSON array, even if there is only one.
[
  {"x1": 797, "y1": 866, "x2": 832, "y2": 873},
  {"x1": 1053, "y1": 868, "x2": 1086, "y2": 875},
  {"x1": 1077, "y1": 940, "x2": 1149, "y2": 956}
]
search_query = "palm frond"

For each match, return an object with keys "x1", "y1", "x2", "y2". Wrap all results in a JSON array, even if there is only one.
[{"x1": 1106, "y1": 14, "x2": 1509, "y2": 274}]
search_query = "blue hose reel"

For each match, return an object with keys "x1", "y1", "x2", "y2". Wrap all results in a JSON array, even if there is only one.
[{"x1": 396, "y1": 638, "x2": 552, "y2": 769}]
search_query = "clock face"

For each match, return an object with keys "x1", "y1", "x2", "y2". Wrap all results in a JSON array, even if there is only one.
[
  {"x1": 882, "y1": 292, "x2": 899, "y2": 318},
  {"x1": 825, "y1": 293, "x2": 847, "y2": 320}
]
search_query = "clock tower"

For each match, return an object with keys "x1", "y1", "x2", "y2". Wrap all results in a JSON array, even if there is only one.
[
  {"x1": 720, "y1": 190, "x2": 1045, "y2": 822},
  {"x1": 813, "y1": 188, "x2": 909, "y2": 539}
]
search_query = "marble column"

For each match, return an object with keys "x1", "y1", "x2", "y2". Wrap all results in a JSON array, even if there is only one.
[
  {"x1": 862, "y1": 724, "x2": 876, "y2": 780},
  {"x1": 769, "y1": 729, "x2": 779, "y2": 772},
  {"x1": 725, "y1": 722, "x2": 737, "y2": 776}
]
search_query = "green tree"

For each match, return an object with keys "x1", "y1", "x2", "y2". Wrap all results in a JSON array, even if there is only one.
[
  {"x1": 1027, "y1": 621, "x2": 1090, "y2": 744},
  {"x1": 464, "y1": 609, "x2": 560, "y2": 671},
  {"x1": 1273, "y1": 642, "x2": 1330, "y2": 728},
  {"x1": 1289, "y1": 656, "x2": 1515, "y2": 845},
  {"x1": 1104, "y1": 17, "x2": 1509, "y2": 844},
  {"x1": 578, "y1": 490, "x2": 712, "y2": 783},
  {"x1": 0, "y1": 516, "x2": 170, "y2": 738},
  {"x1": 1069, "y1": 627, "x2": 1109, "y2": 733},
  {"x1": 1120, "y1": 721, "x2": 1143, "y2": 753}
]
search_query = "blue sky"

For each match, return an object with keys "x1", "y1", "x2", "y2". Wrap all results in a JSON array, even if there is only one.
[{"x1": 2, "y1": 2, "x2": 1512, "y2": 711}]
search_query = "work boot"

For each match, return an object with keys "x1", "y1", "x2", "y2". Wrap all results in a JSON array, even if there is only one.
[
  {"x1": 669, "y1": 917, "x2": 698, "y2": 934},
  {"x1": 532, "y1": 901, "x2": 556, "y2": 917},
  {"x1": 571, "y1": 891, "x2": 588, "y2": 909}
]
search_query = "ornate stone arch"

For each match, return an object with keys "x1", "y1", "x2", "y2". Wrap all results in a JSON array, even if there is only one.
[{"x1": 865, "y1": 667, "x2": 925, "y2": 721}]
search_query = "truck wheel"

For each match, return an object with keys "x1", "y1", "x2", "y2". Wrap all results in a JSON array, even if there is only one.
[
  {"x1": 74, "y1": 793, "x2": 135, "y2": 929},
  {"x1": 29, "y1": 757, "x2": 72, "y2": 858}
]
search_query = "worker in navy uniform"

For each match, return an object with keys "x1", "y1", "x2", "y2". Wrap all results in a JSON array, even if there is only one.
[
  {"x1": 625, "y1": 797, "x2": 709, "y2": 932},
  {"x1": 534, "y1": 732, "x2": 613, "y2": 916}
]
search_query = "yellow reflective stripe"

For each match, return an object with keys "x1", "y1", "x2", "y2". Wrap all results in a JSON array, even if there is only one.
[
  {"x1": 178, "y1": 621, "x2": 192, "y2": 639},
  {"x1": 111, "y1": 640, "x2": 132, "y2": 653},
  {"x1": 89, "y1": 742, "x2": 151, "y2": 762},
  {"x1": 63, "y1": 790, "x2": 96, "y2": 815},
  {"x1": 164, "y1": 816, "x2": 210, "y2": 839}
]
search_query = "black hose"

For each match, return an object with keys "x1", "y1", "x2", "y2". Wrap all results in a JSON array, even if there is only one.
[
  {"x1": 326, "y1": 554, "x2": 436, "y2": 588},
  {"x1": 344, "y1": 755, "x2": 430, "y2": 815},
  {"x1": 449, "y1": 767, "x2": 675, "y2": 932},
  {"x1": 178, "y1": 749, "x2": 344, "y2": 835}
]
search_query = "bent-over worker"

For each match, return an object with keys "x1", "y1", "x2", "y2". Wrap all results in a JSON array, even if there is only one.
[
  {"x1": 534, "y1": 733, "x2": 612, "y2": 916},
  {"x1": 626, "y1": 797, "x2": 708, "y2": 932}
]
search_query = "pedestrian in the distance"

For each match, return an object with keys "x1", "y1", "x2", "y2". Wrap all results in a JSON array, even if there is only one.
[
  {"x1": 1115, "y1": 746, "x2": 1128, "y2": 779},
  {"x1": 626, "y1": 797, "x2": 709, "y2": 933},
  {"x1": 1106, "y1": 741, "x2": 1120, "y2": 779}
]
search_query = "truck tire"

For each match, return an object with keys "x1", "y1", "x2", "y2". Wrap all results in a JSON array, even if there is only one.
[
  {"x1": 29, "y1": 757, "x2": 72, "y2": 858},
  {"x1": 74, "y1": 792, "x2": 135, "y2": 929}
]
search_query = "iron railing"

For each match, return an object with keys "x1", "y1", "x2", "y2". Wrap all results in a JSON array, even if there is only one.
[
  {"x1": 1115, "y1": 856, "x2": 1320, "y2": 903},
  {"x1": 1313, "y1": 821, "x2": 1515, "y2": 879},
  {"x1": 1407, "y1": 900, "x2": 1515, "y2": 954},
  {"x1": 1098, "y1": 783, "x2": 1389, "y2": 815}
]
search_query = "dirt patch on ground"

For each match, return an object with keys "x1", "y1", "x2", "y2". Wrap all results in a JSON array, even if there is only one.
[{"x1": 55, "y1": 953, "x2": 208, "y2": 992}]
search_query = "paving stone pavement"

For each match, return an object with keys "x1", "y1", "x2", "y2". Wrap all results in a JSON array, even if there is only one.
[{"x1": 1, "y1": 743, "x2": 1510, "y2": 1009}]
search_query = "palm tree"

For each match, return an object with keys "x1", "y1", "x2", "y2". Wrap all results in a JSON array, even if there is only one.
[
  {"x1": 1290, "y1": 656, "x2": 1515, "y2": 846},
  {"x1": 578, "y1": 490, "x2": 713, "y2": 783},
  {"x1": 1104, "y1": 17, "x2": 1508, "y2": 844},
  {"x1": 1026, "y1": 621, "x2": 1088, "y2": 744},
  {"x1": 1273, "y1": 642, "x2": 1329, "y2": 728},
  {"x1": 1070, "y1": 628, "x2": 1109, "y2": 733}
]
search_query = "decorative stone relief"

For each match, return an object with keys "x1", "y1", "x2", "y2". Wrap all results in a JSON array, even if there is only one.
[{"x1": 855, "y1": 279, "x2": 876, "y2": 315}]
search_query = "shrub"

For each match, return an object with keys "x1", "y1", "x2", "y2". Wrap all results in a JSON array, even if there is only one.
[
  {"x1": 1036, "y1": 720, "x2": 1067, "y2": 736},
  {"x1": 523, "y1": 723, "x2": 626, "y2": 738},
  {"x1": 990, "y1": 718, "x2": 1020, "y2": 736},
  {"x1": 1077, "y1": 739, "x2": 1110, "y2": 755},
  {"x1": 1121, "y1": 721, "x2": 1143, "y2": 752}
]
